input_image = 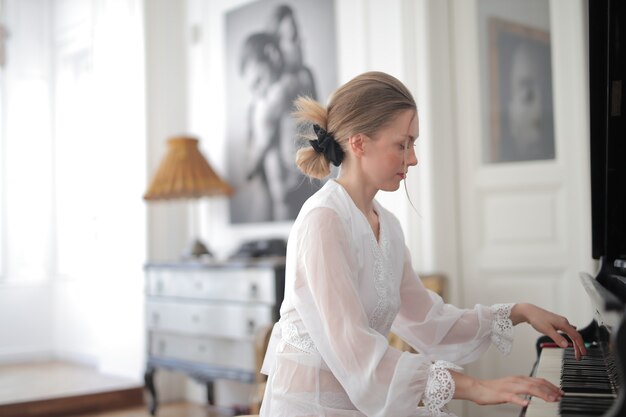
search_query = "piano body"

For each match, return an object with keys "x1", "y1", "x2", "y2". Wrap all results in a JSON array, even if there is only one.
[{"x1": 522, "y1": 0, "x2": 626, "y2": 416}]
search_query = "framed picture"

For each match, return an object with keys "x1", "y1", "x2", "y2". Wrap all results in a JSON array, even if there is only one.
[
  {"x1": 224, "y1": 0, "x2": 337, "y2": 224},
  {"x1": 487, "y1": 17, "x2": 555, "y2": 163}
]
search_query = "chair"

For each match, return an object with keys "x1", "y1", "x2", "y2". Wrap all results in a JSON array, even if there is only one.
[
  {"x1": 388, "y1": 274, "x2": 446, "y2": 352},
  {"x1": 248, "y1": 324, "x2": 273, "y2": 415}
]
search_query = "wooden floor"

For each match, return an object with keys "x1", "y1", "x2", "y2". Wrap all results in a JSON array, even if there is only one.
[
  {"x1": 0, "y1": 361, "x2": 139, "y2": 405},
  {"x1": 75, "y1": 402, "x2": 226, "y2": 417},
  {"x1": 0, "y1": 360, "x2": 232, "y2": 417}
]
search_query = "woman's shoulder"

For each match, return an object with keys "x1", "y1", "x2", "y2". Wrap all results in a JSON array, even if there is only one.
[
  {"x1": 294, "y1": 181, "x2": 353, "y2": 229},
  {"x1": 301, "y1": 180, "x2": 351, "y2": 213}
]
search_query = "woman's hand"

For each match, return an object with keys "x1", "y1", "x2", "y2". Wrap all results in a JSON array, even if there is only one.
[
  {"x1": 510, "y1": 303, "x2": 587, "y2": 360},
  {"x1": 452, "y1": 371, "x2": 564, "y2": 407}
]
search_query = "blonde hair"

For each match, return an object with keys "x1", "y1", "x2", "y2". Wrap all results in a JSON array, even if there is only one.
[{"x1": 293, "y1": 71, "x2": 416, "y2": 179}]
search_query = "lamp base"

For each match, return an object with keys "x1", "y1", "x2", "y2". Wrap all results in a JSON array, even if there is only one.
[{"x1": 181, "y1": 238, "x2": 214, "y2": 260}]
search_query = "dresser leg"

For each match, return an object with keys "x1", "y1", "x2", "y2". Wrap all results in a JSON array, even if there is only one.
[
  {"x1": 207, "y1": 380, "x2": 215, "y2": 405},
  {"x1": 144, "y1": 367, "x2": 158, "y2": 415}
]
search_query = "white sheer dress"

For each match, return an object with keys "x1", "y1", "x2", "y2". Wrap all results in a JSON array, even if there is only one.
[{"x1": 260, "y1": 180, "x2": 514, "y2": 417}]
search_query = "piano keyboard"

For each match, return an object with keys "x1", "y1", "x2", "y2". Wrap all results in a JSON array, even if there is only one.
[{"x1": 525, "y1": 347, "x2": 617, "y2": 417}]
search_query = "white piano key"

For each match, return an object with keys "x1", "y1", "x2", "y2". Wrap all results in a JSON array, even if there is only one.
[{"x1": 525, "y1": 348, "x2": 562, "y2": 417}]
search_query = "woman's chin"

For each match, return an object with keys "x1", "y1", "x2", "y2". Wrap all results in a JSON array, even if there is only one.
[{"x1": 380, "y1": 182, "x2": 402, "y2": 192}]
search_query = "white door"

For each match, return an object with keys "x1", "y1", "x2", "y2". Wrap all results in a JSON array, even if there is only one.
[{"x1": 450, "y1": 1, "x2": 594, "y2": 416}]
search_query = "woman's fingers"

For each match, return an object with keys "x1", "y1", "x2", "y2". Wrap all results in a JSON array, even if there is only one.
[
  {"x1": 562, "y1": 325, "x2": 587, "y2": 360},
  {"x1": 523, "y1": 377, "x2": 563, "y2": 402},
  {"x1": 507, "y1": 376, "x2": 562, "y2": 401},
  {"x1": 503, "y1": 392, "x2": 529, "y2": 407},
  {"x1": 550, "y1": 329, "x2": 570, "y2": 348},
  {"x1": 552, "y1": 318, "x2": 587, "y2": 360},
  {"x1": 537, "y1": 317, "x2": 587, "y2": 360},
  {"x1": 481, "y1": 376, "x2": 563, "y2": 407},
  {"x1": 526, "y1": 305, "x2": 587, "y2": 360}
]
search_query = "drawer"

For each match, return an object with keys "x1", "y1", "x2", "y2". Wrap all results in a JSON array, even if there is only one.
[
  {"x1": 146, "y1": 268, "x2": 276, "y2": 303},
  {"x1": 149, "y1": 332, "x2": 256, "y2": 371},
  {"x1": 146, "y1": 300, "x2": 273, "y2": 339}
]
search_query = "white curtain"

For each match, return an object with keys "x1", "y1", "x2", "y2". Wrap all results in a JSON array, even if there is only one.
[
  {"x1": 84, "y1": 0, "x2": 147, "y2": 378},
  {"x1": 0, "y1": 0, "x2": 147, "y2": 375}
]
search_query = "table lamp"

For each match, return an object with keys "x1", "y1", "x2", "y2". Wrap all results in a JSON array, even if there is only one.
[{"x1": 143, "y1": 135, "x2": 234, "y2": 258}]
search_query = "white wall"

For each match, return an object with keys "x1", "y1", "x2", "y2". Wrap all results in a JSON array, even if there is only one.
[{"x1": 145, "y1": 0, "x2": 191, "y2": 263}]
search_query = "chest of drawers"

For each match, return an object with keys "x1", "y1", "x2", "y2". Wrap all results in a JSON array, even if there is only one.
[{"x1": 143, "y1": 258, "x2": 285, "y2": 415}]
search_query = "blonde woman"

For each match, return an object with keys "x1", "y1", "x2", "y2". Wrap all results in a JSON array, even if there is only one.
[{"x1": 260, "y1": 71, "x2": 585, "y2": 417}]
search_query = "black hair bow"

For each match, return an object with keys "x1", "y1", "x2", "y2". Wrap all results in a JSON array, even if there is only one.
[{"x1": 310, "y1": 124, "x2": 344, "y2": 166}]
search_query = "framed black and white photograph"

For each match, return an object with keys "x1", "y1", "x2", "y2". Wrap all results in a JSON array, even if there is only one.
[
  {"x1": 225, "y1": 0, "x2": 337, "y2": 224},
  {"x1": 487, "y1": 17, "x2": 555, "y2": 163}
]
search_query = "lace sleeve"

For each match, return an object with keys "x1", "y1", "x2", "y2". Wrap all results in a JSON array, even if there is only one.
[
  {"x1": 491, "y1": 303, "x2": 514, "y2": 355},
  {"x1": 423, "y1": 361, "x2": 462, "y2": 416}
]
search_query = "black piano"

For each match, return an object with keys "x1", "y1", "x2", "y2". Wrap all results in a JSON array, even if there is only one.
[{"x1": 521, "y1": 1, "x2": 626, "y2": 416}]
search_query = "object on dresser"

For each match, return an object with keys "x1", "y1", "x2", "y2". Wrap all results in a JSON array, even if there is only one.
[
  {"x1": 230, "y1": 238, "x2": 287, "y2": 260},
  {"x1": 181, "y1": 238, "x2": 213, "y2": 260},
  {"x1": 143, "y1": 136, "x2": 234, "y2": 260}
]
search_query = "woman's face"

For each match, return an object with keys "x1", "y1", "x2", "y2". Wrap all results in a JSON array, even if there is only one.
[
  {"x1": 361, "y1": 109, "x2": 419, "y2": 192},
  {"x1": 508, "y1": 45, "x2": 543, "y2": 151},
  {"x1": 243, "y1": 58, "x2": 273, "y2": 99},
  {"x1": 277, "y1": 16, "x2": 302, "y2": 70}
]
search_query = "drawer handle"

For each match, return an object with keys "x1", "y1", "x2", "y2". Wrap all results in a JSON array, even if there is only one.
[
  {"x1": 152, "y1": 312, "x2": 160, "y2": 325},
  {"x1": 158, "y1": 340, "x2": 166, "y2": 354},
  {"x1": 249, "y1": 283, "x2": 259, "y2": 298},
  {"x1": 247, "y1": 319, "x2": 255, "y2": 334},
  {"x1": 156, "y1": 280, "x2": 164, "y2": 293},
  {"x1": 192, "y1": 314, "x2": 200, "y2": 323},
  {"x1": 194, "y1": 280, "x2": 203, "y2": 290}
]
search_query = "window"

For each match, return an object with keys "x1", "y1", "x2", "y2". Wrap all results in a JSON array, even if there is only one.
[{"x1": 1, "y1": 0, "x2": 53, "y2": 282}]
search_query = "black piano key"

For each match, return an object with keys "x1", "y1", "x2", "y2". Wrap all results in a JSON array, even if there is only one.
[
  {"x1": 559, "y1": 347, "x2": 617, "y2": 397},
  {"x1": 559, "y1": 395, "x2": 616, "y2": 416}
]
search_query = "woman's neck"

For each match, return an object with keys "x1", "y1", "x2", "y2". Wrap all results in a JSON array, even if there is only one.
[
  {"x1": 335, "y1": 175, "x2": 380, "y2": 242},
  {"x1": 334, "y1": 175, "x2": 377, "y2": 217}
]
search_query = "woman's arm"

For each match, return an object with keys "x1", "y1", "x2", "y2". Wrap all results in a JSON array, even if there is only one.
[
  {"x1": 419, "y1": 362, "x2": 563, "y2": 415},
  {"x1": 391, "y1": 248, "x2": 514, "y2": 363},
  {"x1": 392, "y1": 246, "x2": 586, "y2": 363}
]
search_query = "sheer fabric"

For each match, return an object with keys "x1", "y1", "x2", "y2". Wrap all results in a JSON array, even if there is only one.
[{"x1": 260, "y1": 180, "x2": 514, "y2": 417}]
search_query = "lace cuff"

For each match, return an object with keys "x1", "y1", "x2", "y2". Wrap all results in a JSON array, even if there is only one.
[
  {"x1": 423, "y1": 360, "x2": 462, "y2": 416},
  {"x1": 281, "y1": 321, "x2": 315, "y2": 354},
  {"x1": 491, "y1": 303, "x2": 514, "y2": 355}
]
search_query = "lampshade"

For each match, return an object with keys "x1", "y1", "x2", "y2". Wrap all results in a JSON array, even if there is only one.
[{"x1": 143, "y1": 136, "x2": 233, "y2": 201}]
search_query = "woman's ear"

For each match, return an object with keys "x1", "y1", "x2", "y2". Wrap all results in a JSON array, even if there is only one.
[{"x1": 348, "y1": 134, "x2": 366, "y2": 157}]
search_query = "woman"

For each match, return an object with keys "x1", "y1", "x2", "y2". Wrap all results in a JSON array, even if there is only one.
[{"x1": 260, "y1": 71, "x2": 585, "y2": 417}]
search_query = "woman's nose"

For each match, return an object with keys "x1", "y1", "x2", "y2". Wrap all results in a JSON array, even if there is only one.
[{"x1": 406, "y1": 147, "x2": 418, "y2": 167}]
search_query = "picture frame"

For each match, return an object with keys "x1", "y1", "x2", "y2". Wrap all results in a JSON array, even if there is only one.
[
  {"x1": 487, "y1": 17, "x2": 555, "y2": 163},
  {"x1": 224, "y1": 0, "x2": 337, "y2": 224}
]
